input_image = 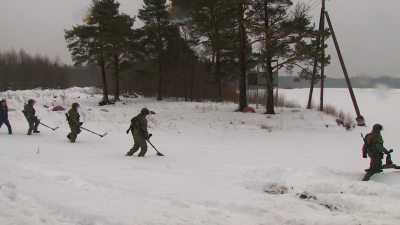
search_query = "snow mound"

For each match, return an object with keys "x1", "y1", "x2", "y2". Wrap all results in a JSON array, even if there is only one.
[{"x1": 1, "y1": 87, "x2": 400, "y2": 224}]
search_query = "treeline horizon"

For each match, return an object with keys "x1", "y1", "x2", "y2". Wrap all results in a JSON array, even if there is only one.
[
  {"x1": 0, "y1": 48, "x2": 238, "y2": 102},
  {"x1": 0, "y1": 48, "x2": 101, "y2": 91},
  {"x1": 2, "y1": 0, "x2": 336, "y2": 112},
  {"x1": 277, "y1": 76, "x2": 400, "y2": 89},
  {"x1": 2, "y1": 47, "x2": 397, "y2": 99}
]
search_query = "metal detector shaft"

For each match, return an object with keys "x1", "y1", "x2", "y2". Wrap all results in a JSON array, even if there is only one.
[
  {"x1": 146, "y1": 139, "x2": 164, "y2": 156},
  {"x1": 81, "y1": 127, "x2": 107, "y2": 137},
  {"x1": 40, "y1": 123, "x2": 59, "y2": 131}
]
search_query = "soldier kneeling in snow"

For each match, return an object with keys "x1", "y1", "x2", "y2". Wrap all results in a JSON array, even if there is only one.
[
  {"x1": 362, "y1": 124, "x2": 396, "y2": 181},
  {"x1": 66, "y1": 103, "x2": 83, "y2": 143}
]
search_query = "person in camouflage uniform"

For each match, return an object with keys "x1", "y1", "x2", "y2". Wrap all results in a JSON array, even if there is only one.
[
  {"x1": 66, "y1": 103, "x2": 82, "y2": 143},
  {"x1": 22, "y1": 99, "x2": 40, "y2": 135},
  {"x1": 362, "y1": 124, "x2": 391, "y2": 181},
  {"x1": 125, "y1": 108, "x2": 152, "y2": 157}
]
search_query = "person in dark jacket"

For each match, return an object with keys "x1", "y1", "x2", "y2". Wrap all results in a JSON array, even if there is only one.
[
  {"x1": 66, "y1": 102, "x2": 82, "y2": 143},
  {"x1": 22, "y1": 99, "x2": 40, "y2": 135},
  {"x1": 125, "y1": 108, "x2": 152, "y2": 157},
  {"x1": 0, "y1": 100, "x2": 12, "y2": 134}
]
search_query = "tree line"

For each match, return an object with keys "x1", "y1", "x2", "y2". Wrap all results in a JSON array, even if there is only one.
[
  {"x1": 0, "y1": 49, "x2": 101, "y2": 91},
  {"x1": 2, "y1": 0, "x2": 328, "y2": 114}
]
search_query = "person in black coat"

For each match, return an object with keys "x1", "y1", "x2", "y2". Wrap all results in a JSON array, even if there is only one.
[{"x1": 0, "y1": 100, "x2": 12, "y2": 134}]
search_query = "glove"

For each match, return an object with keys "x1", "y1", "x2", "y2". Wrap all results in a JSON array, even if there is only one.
[
  {"x1": 363, "y1": 154, "x2": 367, "y2": 158},
  {"x1": 148, "y1": 134, "x2": 152, "y2": 139},
  {"x1": 80, "y1": 122, "x2": 83, "y2": 126},
  {"x1": 385, "y1": 150, "x2": 393, "y2": 154}
]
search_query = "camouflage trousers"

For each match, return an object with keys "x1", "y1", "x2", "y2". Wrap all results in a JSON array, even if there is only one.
[
  {"x1": 27, "y1": 118, "x2": 40, "y2": 135},
  {"x1": 362, "y1": 152, "x2": 383, "y2": 181},
  {"x1": 126, "y1": 133, "x2": 147, "y2": 157},
  {"x1": 68, "y1": 123, "x2": 81, "y2": 142}
]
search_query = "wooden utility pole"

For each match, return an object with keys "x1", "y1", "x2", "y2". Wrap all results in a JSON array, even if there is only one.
[
  {"x1": 307, "y1": 0, "x2": 325, "y2": 109},
  {"x1": 325, "y1": 11, "x2": 365, "y2": 126},
  {"x1": 319, "y1": 0, "x2": 326, "y2": 111}
]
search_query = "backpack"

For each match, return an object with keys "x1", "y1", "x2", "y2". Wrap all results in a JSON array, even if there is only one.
[{"x1": 126, "y1": 116, "x2": 140, "y2": 134}]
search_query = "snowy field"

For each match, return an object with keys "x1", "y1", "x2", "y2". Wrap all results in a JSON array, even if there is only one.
[{"x1": 1, "y1": 87, "x2": 400, "y2": 225}]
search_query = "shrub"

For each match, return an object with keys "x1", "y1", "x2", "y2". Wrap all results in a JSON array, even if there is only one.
[
  {"x1": 314, "y1": 103, "x2": 356, "y2": 130},
  {"x1": 247, "y1": 90, "x2": 301, "y2": 108}
]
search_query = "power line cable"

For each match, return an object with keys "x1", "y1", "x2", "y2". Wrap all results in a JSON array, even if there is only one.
[
  {"x1": 305, "y1": 0, "x2": 314, "y2": 7},
  {"x1": 308, "y1": 0, "x2": 319, "y2": 8},
  {"x1": 309, "y1": 1, "x2": 322, "y2": 13}
]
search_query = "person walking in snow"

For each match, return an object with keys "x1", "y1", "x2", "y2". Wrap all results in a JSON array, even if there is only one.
[
  {"x1": 66, "y1": 102, "x2": 82, "y2": 143},
  {"x1": 125, "y1": 108, "x2": 152, "y2": 157},
  {"x1": 362, "y1": 124, "x2": 391, "y2": 181},
  {"x1": 0, "y1": 100, "x2": 12, "y2": 134},
  {"x1": 22, "y1": 99, "x2": 40, "y2": 135}
]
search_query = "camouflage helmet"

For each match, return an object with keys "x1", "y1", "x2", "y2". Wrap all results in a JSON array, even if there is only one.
[
  {"x1": 141, "y1": 108, "x2": 150, "y2": 115},
  {"x1": 71, "y1": 102, "x2": 80, "y2": 108},
  {"x1": 373, "y1": 124, "x2": 383, "y2": 131},
  {"x1": 28, "y1": 99, "x2": 36, "y2": 105}
]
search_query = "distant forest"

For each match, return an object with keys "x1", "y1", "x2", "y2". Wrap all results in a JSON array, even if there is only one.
[
  {"x1": 0, "y1": 48, "x2": 237, "y2": 102},
  {"x1": 277, "y1": 76, "x2": 400, "y2": 89},
  {"x1": 2, "y1": 0, "x2": 397, "y2": 110}
]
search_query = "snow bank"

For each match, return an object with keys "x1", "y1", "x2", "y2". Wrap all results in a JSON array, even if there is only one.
[{"x1": 1, "y1": 87, "x2": 400, "y2": 224}]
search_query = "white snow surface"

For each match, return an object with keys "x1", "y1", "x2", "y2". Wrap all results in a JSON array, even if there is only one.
[{"x1": 1, "y1": 87, "x2": 400, "y2": 225}]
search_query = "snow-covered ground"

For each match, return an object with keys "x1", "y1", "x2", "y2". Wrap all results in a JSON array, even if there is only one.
[{"x1": 1, "y1": 87, "x2": 400, "y2": 225}]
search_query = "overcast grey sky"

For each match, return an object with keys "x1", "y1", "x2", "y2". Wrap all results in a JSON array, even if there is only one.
[{"x1": 1, "y1": 0, "x2": 399, "y2": 79}]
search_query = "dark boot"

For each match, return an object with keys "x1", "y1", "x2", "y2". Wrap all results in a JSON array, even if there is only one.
[
  {"x1": 33, "y1": 130, "x2": 40, "y2": 133},
  {"x1": 67, "y1": 134, "x2": 71, "y2": 139}
]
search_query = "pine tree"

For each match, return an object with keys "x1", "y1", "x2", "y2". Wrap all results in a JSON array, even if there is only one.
[
  {"x1": 64, "y1": 0, "x2": 120, "y2": 103},
  {"x1": 104, "y1": 13, "x2": 138, "y2": 100},
  {"x1": 171, "y1": 0, "x2": 237, "y2": 102},
  {"x1": 223, "y1": 0, "x2": 253, "y2": 111},
  {"x1": 138, "y1": 0, "x2": 171, "y2": 101},
  {"x1": 249, "y1": 0, "x2": 326, "y2": 114}
]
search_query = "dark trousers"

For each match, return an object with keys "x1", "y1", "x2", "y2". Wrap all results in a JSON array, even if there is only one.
[{"x1": 0, "y1": 119, "x2": 12, "y2": 134}]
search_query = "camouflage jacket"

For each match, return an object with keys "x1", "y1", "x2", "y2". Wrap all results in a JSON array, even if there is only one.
[
  {"x1": 131, "y1": 113, "x2": 149, "y2": 138},
  {"x1": 23, "y1": 104, "x2": 36, "y2": 121},
  {"x1": 67, "y1": 108, "x2": 80, "y2": 125},
  {"x1": 362, "y1": 130, "x2": 389, "y2": 156}
]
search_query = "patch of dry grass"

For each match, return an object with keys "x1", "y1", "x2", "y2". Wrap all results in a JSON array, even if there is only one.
[{"x1": 311, "y1": 103, "x2": 356, "y2": 130}]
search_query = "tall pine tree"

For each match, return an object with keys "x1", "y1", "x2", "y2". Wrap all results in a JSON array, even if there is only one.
[
  {"x1": 65, "y1": 0, "x2": 121, "y2": 103},
  {"x1": 138, "y1": 0, "x2": 171, "y2": 100},
  {"x1": 171, "y1": 0, "x2": 237, "y2": 102},
  {"x1": 104, "y1": 13, "x2": 138, "y2": 100},
  {"x1": 249, "y1": 0, "x2": 325, "y2": 114},
  {"x1": 224, "y1": 0, "x2": 252, "y2": 111}
]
